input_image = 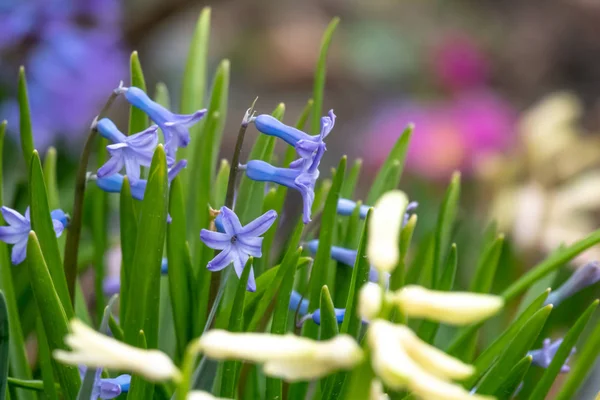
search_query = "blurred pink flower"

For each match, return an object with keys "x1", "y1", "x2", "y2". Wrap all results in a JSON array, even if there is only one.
[{"x1": 432, "y1": 34, "x2": 489, "y2": 92}]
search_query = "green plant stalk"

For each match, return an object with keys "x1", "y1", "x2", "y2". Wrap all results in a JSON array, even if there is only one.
[
  {"x1": 18, "y1": 67, "x2": 34, "y2": 167},
  {"x1": 92, "y1": 137, "x2": 109, "y2": 319},
  {"x1": 0, "y1": 292, "x2": 9, "y2": 400},
  {"x1": 35, "y1": 317, "x2": 58, "y2": 400}
]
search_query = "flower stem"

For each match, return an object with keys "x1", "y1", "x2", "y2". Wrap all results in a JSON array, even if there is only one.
[{"x1": 63, "y1": 91, "x2": 119, "y2": 305}]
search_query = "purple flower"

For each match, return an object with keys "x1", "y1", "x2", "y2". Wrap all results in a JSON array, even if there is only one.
[
  {"x1": 289, "y1": 290, "x2": 359, "y2": 328},
  {"x1": 337, "y1": 198, "x2": 418, "y2": 223},
  {"x1": 0, "y1": 206, "x2": 67, "y2": 264},
  {"x1": 253, "y1": 110, "x2": 335, "y2": 164},
  {"x1": 528, "y1": 338, "x2": 575, "y2": 373},
  {"x1": 307, "y1": 240, "x2": 388, "y2": 284},
  {"x1": 546, "y1": 261, "x2": 600, "y2": 307},
  {"x1": 115, "y1": 86, "x2": 206, "y2": 158},
  {"x1": 199, "y1": 207, "x2": 277, "y2": 292},
  {"x1": 79, "y1": 366, "x2": 130, "y2": 399},
  {"x1": 96, "y1": 118, "x2": 160, "y2": 184},
  {"x1": 94, "y1": 160, "x2": 187, "y2": 200}
]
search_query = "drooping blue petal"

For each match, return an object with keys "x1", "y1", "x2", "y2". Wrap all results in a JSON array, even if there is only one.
[
  {"x1": 239, "y1": 210, "x2": 277, "y2": 237},
  {"x1": 253, "y1": 114, "x2": 308, "y2": 146},
  {"x1": 96, "y1": 118, "x2": 127, "y2": 143},
  {"x1": 206, "y1": 247, "x2": 233, "y2": 272},
  {"x1": 50, "y1": 209, "x2": 69, "y2": 228},
  {"x1": 168, "y1": 160, "x2": 187, "y2": 183},
  {"x1": 245, "y1": 160, "x2": 299, "y2": 188},
  {"x1": 289, "y1": 291, "x2": 309, "y2": 315},
  {"x1": 237, "y1": 236, "x2": 263, "y2": 258},
  {"x1": 97, "y1": 153, "x2": 125, "y2": 179},
  {"x1": 52, "y1": 219, "x2": 65, "y2": 237},
  {"x1": 11, "y1": 237, "x2": 27, "y2": 265},
  {"x1": 200, "y1": 230, "x2": 231, "y2": 250},
  {"x1": 161, "y1": 258, "x2": 168, "y2": 275},
  {"x1": 546, "y1": 261, "x2": 600, "y2": 307},
  {"x1": 219, "y1": 207, "x2": 243, "y2": 236},
  {"x1": 337, "y1": 199, "x2": 369, "y2": 218},
  {"x1": 103, "y1": 276, "x2": 121, "y2": 297},
  {"x1": 1, "y1": 206, "x2": 27, "y2": 226},
  {"x1": 0, "y1": 226, "x2": 28, "y2": 245},
  {"x1": 528, "y1": 338, "x2": 574, "y2": 373}
]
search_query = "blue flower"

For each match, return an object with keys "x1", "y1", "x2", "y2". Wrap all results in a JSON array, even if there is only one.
[
  {"x1": 528, "y1": 338, "x2": 575, "y2": 373},
  {"x1": 244, "y1": 159, "x2": 318, "y2": 224},
  {"x1": 545, "y1": 261, "x2": 600, "y2": 307},
  {"x1": 307, "y1": 240, "x2": 388, "y2": 284},
  {"x1": 337, "y1": 199, "x2": 418, "y2": 224},
  {"x1": 200, "y1": 207, "x2": 277, "y2": 292},
  {"x1": 94, "y1": 160, "x2": 187, "y2": 200},
  {"x1": 115, "y1": 86, "x2": 206, "y2": 158},
  {"x1": 104, "y1": 258, "x2": 168, "y2": 297},
  {"x1": 253, "y1": 110, "x2": 335, "y2": 164},
  {"x1": 289, "y1": 290, "x2": 361, "y2": 327},
  {"x1": 0, "y1": 206, "x2": 67, "y2": 264},
  {"x1": 79, "y1": 366, "x2": 131, "y2": 399},
  {"x1": 96, "y1": 118, "x2": 161, "y2": 184}
]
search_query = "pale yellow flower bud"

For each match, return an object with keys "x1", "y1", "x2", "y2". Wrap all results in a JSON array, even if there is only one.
[
  {"x1": 368, "y1": 190, "x2": 409, "y2": 273},
  {"x1": 359, "y1": 283, "x2": 383, "y2": 320},
  {"x1": 198, "y1": 330, "x2": 363, "y2": 382},
  {"x1": 392, "y1": 285, "x2": 503, "y2": 325},
  {"x1": 187, "y1": 391, "x2": 231, "y2": 400},
  {"x1": 370, "y1": 379, "x2": 390, "y2": 400}
]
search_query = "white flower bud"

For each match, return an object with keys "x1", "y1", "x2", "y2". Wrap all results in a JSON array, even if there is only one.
[
  {"x1": 54, "y1": 319, "x2": 180, "y2": 382},
  {"x1": 187, "y1": 391, "x2": 231, "y2": 400},
  {"x1": 359, "y1": 283, "x2": 383, "y2": 320},
  {"x1": 368, "y1": 190, "x2": 409, "y2": 273},
  {"x1": 370, "y1": 379, "x2": 390, "y2": 400},
  {"x1": 198, "y1": 330, "x2": 363, "y2": 382},
  {"x1": 392, "y1": 285, "x2": 504, "y2": 325}
]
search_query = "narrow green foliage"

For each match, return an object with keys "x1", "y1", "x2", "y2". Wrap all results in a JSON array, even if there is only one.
[
  {"x1": 529, "y1": 300, "x2": 598, "y2": 400},
  {"x1": 304, "y1": 157, "x2": 346, "y2": 340},
  {"x1": 390, "y1": 214, "x2": 417, "y2": 293},
  {"x1": 366, "y1": 124, "x2": 412, "y2": 205},
  {"x1": 42, "y1": 147, "x2": 59, "y2": 210},
  {"x1": 470, "y1": 234, "x2": 504, "y2": 293},
  {"x1": 128, "y1": 51, "x2": 148, "y2": 135},
  {"x1": 18, "y1": 67, "x2": 34, "y2": 167},
  {"x1": 431, "y1": 172, "x2": 460, "y2": 288},
  {"x1": 92, "y1": 137, "x2": 109, "y2": 318},
  {"x1": 26, "y1": 232, "x2": 80, "y2": 398},
  {"x1": 29, "y1": 151, "x2": 72, "y2": 316},
  {"x1": 475, "y1": 305, "x2": 552, "y2": 395},
  {"x1": 340, "y1": 159, "x2": 362, "y2": 200},
  {"x1": 154, "y1": 82, "x2": 171, "y2": 142},
  {"x1": 123, "y1": 145, "x2": 168, "y2": 351},
  {"x1": 6, "y1": 378, "x2": 50, "y2": 392},
  {"x1": 340, "y1": 352, "x2": 374, "y2": 400},
  {"x1": 257, "y1": 188, "x2": 279, "y2": 274},
  {"x1": 212, "y1": 159, "x2": 230, "y2": 207},
  {"x1": 119, "y1": 176, "x2": 137, "y2": 322},
  {"x1": 319, "y1": 285, "x2": 339, "y2": 340},
  {"x1": 36, "y1": 317, "x2": 58, "y2": 400},
  {"x1": 167, "y1": 177, "x2": 194, "y2": 360},
  {"x1": 128, "y1": 330, "x2": 153, "y2": 400},
  {"x1": 0, "y1": 293, "x2": 9, "y2": 400},
  {"x1": 311, "y1": 18, "x2": 339, "y2": 134},
  {"x1": 492, "y1": 356, "x2": 532, "y2": 400}
]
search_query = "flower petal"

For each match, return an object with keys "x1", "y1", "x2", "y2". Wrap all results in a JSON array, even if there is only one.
[
  {"x1": 206, "y1": 247, "x2": 233, "y2": 271},
  {"x1": 200, "y1": 230, "x2": 231, "y2": 250},
  {"x1": 53, "y1": 219, "x2": 65, "y2": 237},
  {"x1": 168, "y1": 160, "x2": 187, "y2": 183},
  {"x1": 237, "y1": 236, "x2": 262, "y2": 258},
  {"x1": 164, "y1": 109, "x2": 207, "y2": 128},
  {"x1": 1, "y1": 206, "x2": 27, "y2": 226},
  {"x1": 97, "y1": 118, "x2": 127, "y2": 143},
  {"x1": 231, "y1": 249, "x2": 250, "y2": 279},
  {"x1": 0, "y1": 226, "x2": 27, "y2": 244},
  {"x1": 219, "y1": 207, "x2": 243, "y2": 235},
  {"x1": 11, "y1": 238, "x2": 28, "y2": 265},
  {"x1": 239, "y1": 210, "x2": 277, "y2": 237},
  {"x1": 246, "y1": 267, "x2": 256, "y2": 292},
  {"x1": 97, "y1": 154, "x2": 124, "y2": 179},
  {"x1": 124, "y1": 156, "x2": 141, "y2": 184}
]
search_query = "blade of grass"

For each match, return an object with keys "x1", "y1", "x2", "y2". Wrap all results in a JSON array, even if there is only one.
[
  {"x1": 470, "y1": 234, "x2": 504, "y2": 293},
  {"x1": 339, "y1": 159, "x2": 362, "y2": 200},
  {"x1": 35, "y1": 317, "x2": 57, "y2": 400},
  {"x1": 42, "y1": 147, "x2": 59, "y2": 210},
  {"x1": 212, "y1": 160, "x2": 230, "y2": 208},
  {"x1": 128, "y1": 330, "x2": 152, "y2": 400},
  {"x1": 18, "y1": 67, "x2": 34, "y2": 167},
  {"x1": 0, "y1": 292, "x2": 9, "y2": 400},
  {"x1": 128, "y1": 51, "x2": 148, "y2": 135},
  {"x1": 492, "y1": 356, "x2": 531, "y2": 400},
  {"x1": 119, "y1": 176, "x2": 137, "y2": 323},
  {"x1": 91, "y1": 137, "x2": 109, "y2": 319}
]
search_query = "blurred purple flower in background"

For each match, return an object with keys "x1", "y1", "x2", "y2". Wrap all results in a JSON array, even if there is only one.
[
  {"x1": 365, "y1": 36, "x2": 517, "y2": 180},
  {"x1": 0, "y1": 0, "x2": 127, "y2": 150}
]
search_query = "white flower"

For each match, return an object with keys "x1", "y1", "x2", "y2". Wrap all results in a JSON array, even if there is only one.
[
  {"x1": 391, "y1": 285, "x2": 503, "y2": 325},
  {"x1": 368, "y1": 320, "x2": 492, "y2": 400},
  {"x1": 368, "y1": 190, "x2": 409, "y2": 273},
  {"x1": 359, "y1": 283, "x2": 383, "y2": 320},
  {"x1": 187, "y1": 391, "x2": 231, "y2": 400},
  {"x1": 198, "y1": 330, "x2": 363, "y2": 382},
  {"x1": 370, "y1": 379, "x2": 390, "y2": 400},
  {"x1": 54, "y1": 319, "x2": 180, "y2": 382}
]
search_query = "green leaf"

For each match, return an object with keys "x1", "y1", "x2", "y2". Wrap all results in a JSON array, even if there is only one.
[
  {"x1": 340, "y1": 159, "x2": 362, "y2": 200},
  {"x1": 119, "y1": 176, "x2": 137, "y2": 322},
  {"x1": 528, "y1": 300, "x2": 598, "y2": 400},
  {"x1": 128, "y1": 330, "x2": 152, "y2": 400},
  {"x1": 492, "y1": 356, "x2": 532, "y2": 400},
  {"x1": 390, "y1": 214, "x2": 417, "y2": 294},
  {"x1": 0, "y1": 121, "x2": 34, "y2": 399},
  {"x1": 555, "y1": 306, "x2": 600, "y2": 400},
  {"x1": 219, "y1": 258, "x2": 252, "y2": 398},
  {"x1": 7, "y1": 378, "x2": 53, "y2": 392},
  {"x1": 319, "y1": 285, "x2": 339, "y2": 340},
  {"x1": 42, "y1": 147, "x2": 59, "y2": 210},
  {"x1": 29, "y1": 151, "x2": 72, "y2": 316},
  {"x1": 257, "y1": 188, "x2": 278, "y2": 274},
  {"x1": 91, "y1": 137, "x2": 109, "y2": 318},
  {"x1": 417, "y1": 244, "x2": 457, "y2": 344},
  {"x1": 36, "y1": 317, "x2": 58, "y2": 400},
  {"x1": 18, "y1": 67, "x2": 34, "y2": 167},
  {"x1": 304, "y1": 157, "x2": 346, "y2": 340},
  {"x1": 212, "y1": 159, "x2": 230, "y2": 208},
  {"x1": 311, "y1": 18, "x2": 339, "y2": 134},
  {"x1": 0, "y1": 292, "x2": 9, "y2": 400},
  {"x1": 470, "y1": 234, "x2": 504, "y2": 293},
  {"x1": 128, "y1": 51, "x2": 148, "y2": 135},
  {"x1": 123, "y1": 145, "x2": 168, "y2": 354},
  {"x1": 366, "y1": 124, "x2": 412, "y2": 205},
  {"x1": 26, "y1": 232, "x2": 80, "y2": 398},
  {"x1": 167, "y1": 177, "x2": 194, "y2": 360},
  {"x1": 431, "y1": 172, "x2": 460, "y2": 288},
  {"x1": 179, "y1": 7, "x2": 211, "y2": 161},
  {"x1": 475, "y1": 305, "x2": 552, "y2": 395}
]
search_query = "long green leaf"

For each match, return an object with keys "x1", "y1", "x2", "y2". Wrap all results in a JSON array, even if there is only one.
[
  {"x1": 366, "y1": 124, "x2": 412, "y2": 205},
  {"x1": 42, "y1": 147, "x2": 59, "y2": 210},
  {"x1": 470, "y1": 234, "x2": 504, "y2": 293},
  {"x1": 311, "y1": 18, "x2": 339, "y2": 134},
  {"x1": 340, "y1": 159, "x2": 362, "y2": 200},
  {"x1": 212, "y1": 159, "x2": 230, "y2": 208},
  {"x1": 529, "y1": 300, "x2": 598, "y2": 400},
  {"x1": 123, "y1": 145, "x2": 169, "y2": 357},
  {"x1": 219, "y1": 258, "x2": 252, "y2": 398},
  {"x1": 119, "y1": 176, "x2": 137, "y2": 322},
  {"x1": 167, "y1": 177, "x2": 194, "y2": 360},
  {"x1": 0, "y1": 121, "x2": 34, "y2": 400},
  {"x1": 128, "y1": 330, "x2": 152, "y2": 400},
  {"x1": 319, "y1": 285, "x2": 339, "y2": 340},
  {"x1": 18, "y1": 67, "x2": 34, "y2": 167},
  {"x1": 0, "y1": 292, "x2": 8, "y2": 400},
  {"x1": 128, "y1": 51, "x2": 148, "y2": 135},
  {"x1": 91, "y1": 137, "x2": 109, "y2": 318},
  {"x1": 36, "y1": 317, "x2": 58, "y2": 400},
  {"x1": 492, "y1": 356, "x2": 532, "y2": 400},
  {"x1": 26, "y1": 232, "x2": 80, "y2": 398},
  {"x1": 475, "y1": 305, "x2": 552, "y2": 395},
  {"x1": 29, "y1": 151, "x2": 72, "y2": 316}
]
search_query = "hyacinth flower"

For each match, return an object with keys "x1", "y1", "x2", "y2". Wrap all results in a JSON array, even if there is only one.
[
  {"x1": 307, "y1": 240, "x2": 388, "y2": 284},
  {"x1": 104, "y1": 258, "x2": 169, "y2": 297},
  {"x1": 0, "y1": 206, "x2": 68, "y2": 264},
  {"x1": 78, "y1": 366, "x2": 131, "y2": 399},
  {"x1": 95, "y1": 118, "x2": 161, "y2": 184},
  {"x1": 545, "y1": 261, "x2": 600, "y2": 307},
  {"x1": 337, "y1": 198, "x2": 418, "y2": 223},
  {"x1": 93, "y1": 160, "x2": 187, "y2": 201},
  {"x1": 253, "y1": 110, "x2": 335, "y2": 163},
  {"x1": 115, "y1": 86, "x2": 206, "y2": 158},
  {"x1": 528, "y1": 338, "x2": 575, "y2": 373},
  {"x1": 200, "y1": 207, "x2": 277, "y2": 292},
  {"x1": 289, "y1": 290, "x2": 346, "y2": 327}
]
